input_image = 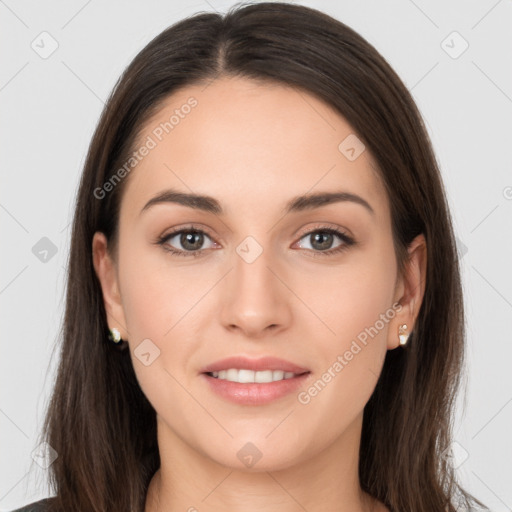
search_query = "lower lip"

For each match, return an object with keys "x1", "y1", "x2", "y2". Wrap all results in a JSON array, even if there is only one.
[{"x1": 200, "y1": 372, "x2": 311, "y2": 405}]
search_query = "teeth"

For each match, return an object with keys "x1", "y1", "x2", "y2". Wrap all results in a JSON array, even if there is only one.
[{"x1": 210, "y1": 369, "x2": 298, "y2": 383}]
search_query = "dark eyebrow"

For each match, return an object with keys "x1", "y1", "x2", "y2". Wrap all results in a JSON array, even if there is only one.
[
  {"x1": 140, "y1": 189, "x2": 223, "y2": 216},
  {"x1": 284, "y1": 191, "x2": 374, "y2": 216},
  {"x1": 139, "y1": 188, "x2": 375, "y2": 217}
]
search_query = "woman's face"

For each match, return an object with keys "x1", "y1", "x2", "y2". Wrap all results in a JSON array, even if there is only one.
[{"x1": 93, "y1": 76, "x2": 425, "y2": 471}]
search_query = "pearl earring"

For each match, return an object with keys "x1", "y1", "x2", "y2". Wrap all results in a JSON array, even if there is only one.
[
  {"x1": 108, "y1": 327, "x2": 122, "y2": 344},
  {"x1": 398, "y1": 324, "x2": 409, "y2": 346}
]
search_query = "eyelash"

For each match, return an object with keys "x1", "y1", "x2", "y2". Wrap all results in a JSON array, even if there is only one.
[{"x1": 155, "y1": 224, "x2": 356, "y2": 259}]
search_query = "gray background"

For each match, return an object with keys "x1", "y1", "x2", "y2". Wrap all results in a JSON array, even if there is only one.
[{"x1": 1, "y1": 0, "x2": 511, "y2": 510}]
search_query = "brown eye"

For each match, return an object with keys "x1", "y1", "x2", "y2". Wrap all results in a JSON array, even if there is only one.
[
  {"x1": 158, "y1": 228, "x2": 216, "y2": 257},
  {"x1": 305, "y1": 231, "x2": 336, "y2": 251},
  {"x1": 177, "y1": 231, "x2": 205, "y2": 251},
  {"x1": 296, "y1": 228, "x2": 354, "y2": 256}
]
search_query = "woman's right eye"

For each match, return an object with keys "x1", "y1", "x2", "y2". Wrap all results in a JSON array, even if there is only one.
[{"x1": 157, "y1": 229, "x2": 216, "y2": 257}]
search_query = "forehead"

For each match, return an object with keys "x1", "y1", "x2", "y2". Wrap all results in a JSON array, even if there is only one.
[{"x1": 121, "y1": 76, "x2": 387, "y2": 221}]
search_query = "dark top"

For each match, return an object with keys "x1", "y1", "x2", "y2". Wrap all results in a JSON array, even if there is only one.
[{"x1": 10, "y1": 497, "x2": 55, "y2": 512}]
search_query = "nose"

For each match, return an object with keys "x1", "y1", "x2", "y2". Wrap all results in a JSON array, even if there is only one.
[{"x1": 219, "y1": 242, "x2": 292, "y2": 338}]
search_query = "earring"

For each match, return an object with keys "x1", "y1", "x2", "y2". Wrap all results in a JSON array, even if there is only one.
[
  {"x1": 398, "y1": 324, "x2": 409, "y2": 346},
  {"x1": 108, "y1": 327, "x2": 122, "y2": 344}
]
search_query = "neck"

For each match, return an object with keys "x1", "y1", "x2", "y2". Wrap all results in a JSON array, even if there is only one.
[{"x1": 144, "y1": 412, "x2": 384, "y2": 512}]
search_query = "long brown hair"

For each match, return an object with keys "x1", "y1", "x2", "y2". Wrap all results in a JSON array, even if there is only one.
[{"x1": 38, "y1": 2, "x2": 488, "y2": 511}]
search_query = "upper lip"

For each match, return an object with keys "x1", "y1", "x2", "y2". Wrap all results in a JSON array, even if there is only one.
[{"x1": 200, "y1": 356, "x2": 310, "y2": 374}]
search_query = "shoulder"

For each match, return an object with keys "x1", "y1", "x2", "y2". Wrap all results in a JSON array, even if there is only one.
[{"x1": 8, "y1": 497, "x2": 56, "y2": 512}]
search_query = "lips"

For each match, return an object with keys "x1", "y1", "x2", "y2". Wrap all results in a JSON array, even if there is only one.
[{"x1": 199, "y1": 355, "x2": 310, "y2": 375}]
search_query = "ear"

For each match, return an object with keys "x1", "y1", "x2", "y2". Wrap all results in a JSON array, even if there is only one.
[
  {"x1": 388, "y1": 233, "x2": 427, "y2": 350},
  {"x1": 92, "y1": 231, "x2": 129, "y2": 341}
]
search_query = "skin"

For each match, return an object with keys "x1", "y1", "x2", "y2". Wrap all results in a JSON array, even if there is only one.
[{"x1": 92, "y1": 76, "x2": 426, "y2": 512}]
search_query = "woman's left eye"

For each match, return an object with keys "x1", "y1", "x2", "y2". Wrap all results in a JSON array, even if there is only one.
[
  {"x1": 156, "y1": 226, "x2": 355, "y2": 258},
  {"x1": 295, "y1": 228, "x2": 355, "y2": 257}
]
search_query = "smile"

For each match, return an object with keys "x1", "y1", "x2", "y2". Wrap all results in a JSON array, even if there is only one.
[{"x1": 207, "y1": 369, "x2": 304, "y2": 383}]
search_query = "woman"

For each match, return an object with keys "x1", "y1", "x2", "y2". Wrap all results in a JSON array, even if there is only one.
[{"x1": 12, "y1": 2, "x2": 489, "y2": 511}]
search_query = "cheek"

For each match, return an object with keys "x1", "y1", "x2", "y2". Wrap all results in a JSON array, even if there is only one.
[
  {"x1": 117, "y1": 235, "x2": 212, "y2": 391},
  {"x1": 303, "y1": 237, "x2": 397, "y2": 347},
  {"x1": 118, "y1": 233, "x2": 201, "y2": 339},
  {"x1": 303, "y1": 238, "x2": 397, "y2": 407}
]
